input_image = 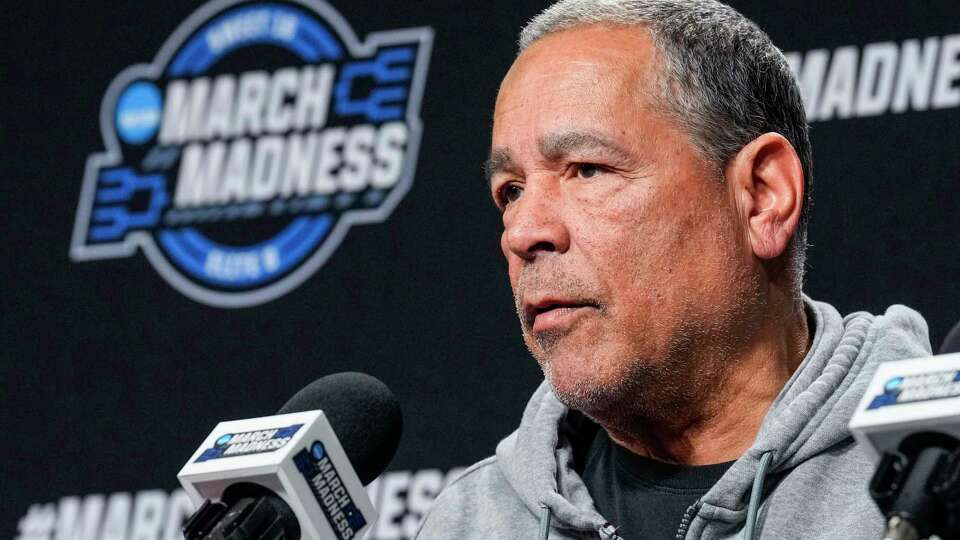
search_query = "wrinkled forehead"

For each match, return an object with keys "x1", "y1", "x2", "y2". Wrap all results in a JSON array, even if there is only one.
[
  {"x1": 496, "y1": 24, "x2": 660, "y2": 110},
  {"x1": 491, "y1": 25, "x2": 663, "y2": 162}
]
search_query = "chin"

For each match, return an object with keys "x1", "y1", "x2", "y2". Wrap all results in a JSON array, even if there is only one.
[
  {"x1": 537, "y1": 348, "x2": 636, "y2": 414},
  {"x1": 536, "y1": 342, "x2": 690, "y2": 425}
]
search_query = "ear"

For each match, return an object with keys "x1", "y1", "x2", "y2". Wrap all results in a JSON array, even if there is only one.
[{"x1": 726, "y1": 133, "x2": 804, "y2": 260}]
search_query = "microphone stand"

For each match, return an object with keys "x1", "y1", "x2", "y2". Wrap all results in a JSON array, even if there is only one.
[
  {"x1": 869, "y1": 432, "x2": 960, "y2": 540},
  {"x1": 183, "y1": 484, "x2": 300, "y2": 540}
]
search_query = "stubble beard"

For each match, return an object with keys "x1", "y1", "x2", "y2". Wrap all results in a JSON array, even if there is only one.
[
  {"x1": 512, "y1": 267, "x2": 681, "y2": 421},
  {"x1": 511, "y1": 192, "x2": 767, "y2": 429},
  {"x1": 530, "y1": 316, "x2": 708, "y2": 426},
  {"x1": 515, "y1": 269, "x2": 765, "y2": 430}
]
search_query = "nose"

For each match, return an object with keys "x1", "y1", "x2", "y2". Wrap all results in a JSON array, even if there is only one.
[{"x1": 502, "y1": 180, "x2": 570, "y2": 260}]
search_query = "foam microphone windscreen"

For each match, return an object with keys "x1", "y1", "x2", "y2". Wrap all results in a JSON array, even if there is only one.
[
  {"x1": 941, "y1": 320, "x2": 960, "y2": 354},
  {"x1": 278, "y1": 372, "x2": 402, "y2": 485}
]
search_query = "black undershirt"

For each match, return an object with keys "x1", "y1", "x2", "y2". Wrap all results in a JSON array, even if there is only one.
[{"x1": 581, "y1": 430, "x2": 734, "y2": 540}]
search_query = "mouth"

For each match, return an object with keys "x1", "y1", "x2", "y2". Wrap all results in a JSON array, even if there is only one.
[{"x1": 524, "y1": 298, "x2": 599, "y2": 333}]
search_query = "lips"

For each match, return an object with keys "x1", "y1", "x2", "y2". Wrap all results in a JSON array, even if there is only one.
[{"x1": 524, "y1": 297, "x2": 598, "y2": 333}]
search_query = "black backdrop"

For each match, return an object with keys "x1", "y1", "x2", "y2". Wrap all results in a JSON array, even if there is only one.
[{"x1": 4, "y1": 1, "x2": 959, "y2": 539}]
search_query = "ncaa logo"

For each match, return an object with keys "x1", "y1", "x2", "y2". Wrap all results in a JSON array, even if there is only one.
[{"x1": 71, "y1": 0, "x2": 433, "y2": 307}]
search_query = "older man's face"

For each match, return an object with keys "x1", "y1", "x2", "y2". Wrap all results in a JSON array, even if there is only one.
[{"x1": 489, "y1": 25, "x2": 759, "y2": 412}]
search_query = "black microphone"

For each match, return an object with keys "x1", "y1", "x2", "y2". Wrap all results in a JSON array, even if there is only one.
[
  {"x1": 278, "y1": 372, "x2": 403, "y2": 485},
  {"x1": 180, "y1": 372, "x2": 402, "y2": 540},
  {"x1": 940, "y1": 320, "x2": 960, "y2": 354},
  {"x1": 851, "y1": 356, "x2": 960, "y2": 540}
]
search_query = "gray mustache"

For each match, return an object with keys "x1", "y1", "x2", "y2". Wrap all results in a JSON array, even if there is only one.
[{"x1": 514, "y1": 267, "x2": 602, "y2": 328}]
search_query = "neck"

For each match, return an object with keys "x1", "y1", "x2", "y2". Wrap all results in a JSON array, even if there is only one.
[{"x1": 600, "y1": 286, "x2": 810, "y2": 465}]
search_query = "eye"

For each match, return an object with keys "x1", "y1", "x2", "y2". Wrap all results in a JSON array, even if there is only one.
[
  {"x1": 495, "y1": 182, "x2": 523, "y2": 209},
  {"x1": 574, "y1": 163, "x2": 606, "y2": 179}
]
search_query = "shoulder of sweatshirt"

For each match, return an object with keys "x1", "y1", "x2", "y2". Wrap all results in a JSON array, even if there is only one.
[
  {"x1": 415, "y1": 456, "x2": 536, "y2": 539},
  {"x1": 866, "y1": 304, "x2": 932, "y2": 361},
  {"x1": 759, "y1": 437, "x2": 884, "y2": 539}
]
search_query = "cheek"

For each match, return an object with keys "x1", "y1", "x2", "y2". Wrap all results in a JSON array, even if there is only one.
[
  {"x1": 501, "y1": 232, "x2": 522, "y2": 288},
  {"x1": 573, "y1": 198, "x2": 659, "y2": 275},
  {"x1": 623, "y1": 202, "x2": 742, "y2": 317},
  {"x1": 576, "y1": 197, "x2": 692, "y2": 314}
]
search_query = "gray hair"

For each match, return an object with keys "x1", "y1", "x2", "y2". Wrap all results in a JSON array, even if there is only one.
[{"x1": 520, "y1": 0, "x2": 812, "y2": 288}]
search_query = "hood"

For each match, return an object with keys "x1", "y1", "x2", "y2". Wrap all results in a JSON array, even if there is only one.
[{"x1": 493, "y1": 296, "x2": 931, "y2": 535}]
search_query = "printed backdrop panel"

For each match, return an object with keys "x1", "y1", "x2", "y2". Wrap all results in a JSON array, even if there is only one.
[{"x1": 4, "y1": 1, "x2": 959, "y2": 539}]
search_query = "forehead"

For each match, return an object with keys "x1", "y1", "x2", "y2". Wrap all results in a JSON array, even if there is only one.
[{"x1": 492, "y1": 24, "x2": 660, "y2": 158}]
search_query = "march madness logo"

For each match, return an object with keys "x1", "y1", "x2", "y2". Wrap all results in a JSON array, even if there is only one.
[
  {"x1": 867, "y1": 370, "x2": 960, "y2": 410},
  {"x1": 70, "y1": 0, "x2": 432, "y2": 307},
  {"x1": 194, "y1": 424, "x2": 303, "y2": 462},
  {"x1": 294, "y1": 441, "x2": 366, "y2": 539}
]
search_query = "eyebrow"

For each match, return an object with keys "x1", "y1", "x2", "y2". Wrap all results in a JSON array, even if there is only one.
[
  {"x1": 484, "y1": 130, "x2": 635, "y2": 186},
  {"x1": 484, "y1": 149, "x2": 515, "y2": 186},
  {"x1": 538, "y1": 131, "x2": 633, "y2": 164}
]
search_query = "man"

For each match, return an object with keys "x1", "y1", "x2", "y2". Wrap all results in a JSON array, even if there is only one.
[{"x1": 417, "y1": 1, "x2": 931, "y2": 538}]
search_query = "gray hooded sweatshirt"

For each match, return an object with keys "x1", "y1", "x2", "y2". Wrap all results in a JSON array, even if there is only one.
[{"x1": 417, "y1": 298, "x2": 932, "y2": 539}]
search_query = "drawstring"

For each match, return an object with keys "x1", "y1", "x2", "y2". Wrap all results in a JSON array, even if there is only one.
[
  {"x1": 538, "y1": 505, "x2": 552, "y2": 540},
  {"x1": 535, "y1": 506, "x2": 622, "y2": 540},
  {"x1": 743, "y1": 451, "x2": 773, "y2": 540}
]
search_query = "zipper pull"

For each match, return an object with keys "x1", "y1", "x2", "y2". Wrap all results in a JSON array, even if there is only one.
[
  {"x1": 675, "y1": 500, "x2": 702, "y2": 539},
  {"x1": 599, "y1": 522, "x2": 623, "y2": 539}
]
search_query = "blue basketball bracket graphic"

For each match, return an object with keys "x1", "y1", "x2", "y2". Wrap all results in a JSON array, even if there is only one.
[
  {"x1": 89, "y1": 168, "x2": 169, "y2": 242},
  {"x1": 335, "y1": 47, "x2": 415, "y2": 122}
]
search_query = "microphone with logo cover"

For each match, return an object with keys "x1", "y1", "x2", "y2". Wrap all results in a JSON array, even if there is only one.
[
  {"x1": 178, "y1": 372, "x2": 402, "y2": 540},
  {"x1": 850, "y1": 353, "x2": 960, "y2": 540}
]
